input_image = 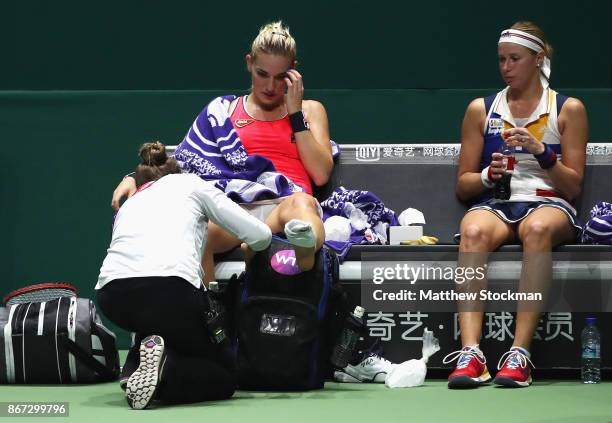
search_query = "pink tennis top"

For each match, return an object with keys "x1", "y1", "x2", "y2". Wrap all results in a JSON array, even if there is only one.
[{"x1": 230, "y1": 96, "x2": 312, "y2": 194}]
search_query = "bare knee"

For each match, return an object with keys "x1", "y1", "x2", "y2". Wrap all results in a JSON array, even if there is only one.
[
  {"x1": 521, "y1": 220, "x2": 553, "y2": 250},
  {"x1": 274, "y1": 193, "x2": 321, "y2": 227},
  {"x1": 287, "y1": 192, "x2": 318, "y2": 211},
  {"x1": 460, "y1": 224, "x2": 490, "y2": 251}
]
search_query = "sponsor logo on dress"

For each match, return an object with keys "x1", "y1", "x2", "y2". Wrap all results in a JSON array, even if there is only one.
[
  {"x1": 488, "y1": 118, "x2": 504, "y2": 135},
  {"x1": 235, "y1": 118, "x2": 254, "y2": 128}
]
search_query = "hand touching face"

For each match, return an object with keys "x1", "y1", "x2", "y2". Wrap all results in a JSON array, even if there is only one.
[
  {"x1": 247, "y1": 53, "x2": 295, "y2": 110},
  {"x1": 284, "y1": 69, "x2": 304, "y2": 115}
]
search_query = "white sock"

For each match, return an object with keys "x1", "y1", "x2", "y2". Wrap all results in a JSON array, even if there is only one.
[
  {"x1": 464, "y1": 344, "x2": 483, "y2": 353},
  {"x1": 511, "y1": 346, "x2": 530, "y2": 358},
  {"x1": 284, "y1": 219, "x2": 316, "y2": 248}
]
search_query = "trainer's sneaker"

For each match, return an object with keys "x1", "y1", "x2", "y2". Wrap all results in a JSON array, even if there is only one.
[
  {"x1": 119, "y1": 376, "x2": 129, "y2": 392},
  {"x1": 333, "y1": 351, "x2": 396, "y2": 383},
  {"x1": 493, "y1": 347, "x2": 534, "y2": 388},
  {"x1": 126, "y1": 335, "x2": 166, "y2": 410},
  {"x1": 119, "y1": 344, "x2": 141, "y2": 392},
  {"x1": 443, "y1": 346, "x2": 491, "y2": 388}
]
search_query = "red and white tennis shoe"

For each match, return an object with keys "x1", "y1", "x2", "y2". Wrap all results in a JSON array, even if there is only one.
[
  {"x1": 493, "y1": 347, "x2": 534, "y2": 388},
  {"x1": 444, "y1": 346, "x2": 492, "y2": 388}
]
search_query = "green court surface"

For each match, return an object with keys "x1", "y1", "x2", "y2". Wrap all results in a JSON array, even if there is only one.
[
  {"x1": 1, "y1": 379, "x2": 611, "y2": 423},
  {"x1": 1, "y1": 352, "x2": 610, "y2": 423}
]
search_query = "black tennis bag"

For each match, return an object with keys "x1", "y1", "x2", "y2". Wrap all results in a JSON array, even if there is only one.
[
  {"x1": 0, "y1": 294, "x2": 120, "y2": 384},
  {"x1": 235, "y1": 236, "x2": 340, "y2": 390}
]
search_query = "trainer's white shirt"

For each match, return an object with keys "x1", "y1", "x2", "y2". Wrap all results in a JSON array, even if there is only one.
[{"x1": 96, "y1": 174, "x2": 271, "y2": 290}]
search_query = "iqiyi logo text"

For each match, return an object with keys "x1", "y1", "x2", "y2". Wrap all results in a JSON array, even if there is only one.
[{"x1": 356, "y1": 145, "x2": 380, "y2": 162}]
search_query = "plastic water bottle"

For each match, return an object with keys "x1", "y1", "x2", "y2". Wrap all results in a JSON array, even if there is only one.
[
  {"x1": 331, "y1": 306, "x2": 365, "y2": 369},
  {"x1": 494, "y1": 143, "x2": 515, "y2": 200},
  {"x1": 581, "y1": 316, "x2": 601, "y2": 384}
]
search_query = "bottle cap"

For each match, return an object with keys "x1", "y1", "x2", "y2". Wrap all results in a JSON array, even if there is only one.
[
  {"x1": 586, "y1": 316, "x2": 597, "y2": 325},
  {"x1": 353, "y1": 306, "x2": 365, "y2": 318}
]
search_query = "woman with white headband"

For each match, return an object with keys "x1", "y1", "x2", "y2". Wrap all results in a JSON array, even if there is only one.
[{"x1": 444, "y1": 21, "x2": 588, "y2": 388}]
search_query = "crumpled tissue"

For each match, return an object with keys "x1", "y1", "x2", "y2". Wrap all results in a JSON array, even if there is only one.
[
  {"x1": 324, "y1": 215, "x2": 352, "y2": 243},
  {"x1": 385, "y1": 328, "x2": 440, "y2": 388}
]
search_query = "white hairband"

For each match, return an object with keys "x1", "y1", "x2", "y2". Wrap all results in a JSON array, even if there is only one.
[{"x1": 499, "y1": 29, "x2": 551, "y2": 88}]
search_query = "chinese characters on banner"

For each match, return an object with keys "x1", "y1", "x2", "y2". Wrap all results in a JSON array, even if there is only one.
[{"x1": 365, "y1": 312, "x2": 573, "y2": 342}]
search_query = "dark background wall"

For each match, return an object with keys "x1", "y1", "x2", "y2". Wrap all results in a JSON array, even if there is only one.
[
  {"x1": 2, "y1": 0, "x2": 610, "y2": 347},
  {"x1": 1, "y1": 0, "x2": 611, "y2": 90}
]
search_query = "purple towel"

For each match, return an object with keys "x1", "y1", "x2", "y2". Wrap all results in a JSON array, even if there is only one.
[
  {"x1": 173, "y1": 95, "x2": 302, "y2": 203},
  {"x1": 581, "y1": 202, "x2": 612, "y2": 245},
  {"x1": 321, "y1": 186, "x2": 398, "y2": 261}
]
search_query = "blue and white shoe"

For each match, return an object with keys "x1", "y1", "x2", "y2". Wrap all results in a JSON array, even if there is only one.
[
  {"x1": 333, "y1": 348, "x2": 396, "y2": 383},
  {"x1": 126, "y1": 335, "x2": 166, "y2": 410}
]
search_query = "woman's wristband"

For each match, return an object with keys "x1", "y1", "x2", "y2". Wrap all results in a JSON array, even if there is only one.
[
  {"x1": 481, "y1": 166, "x2": 495, "y2": 188},
  {"x1": 289, "y1": 111, "x2": 309, "y2": 133},
  {"x1": 534, "y1": 142, "x2": 557, "y2": 169}
]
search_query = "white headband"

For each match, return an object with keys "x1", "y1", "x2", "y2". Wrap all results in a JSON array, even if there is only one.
[{"x1": 498, "y1": 29, "x2": 551, "y2": 88}]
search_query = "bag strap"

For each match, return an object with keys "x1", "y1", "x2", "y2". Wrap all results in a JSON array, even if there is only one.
[
  {"x1": 96, "y1": 327, "x2": 121, "y2": 378},
  {"x1": 89, "y1": 300, "x2": 121, "y2": 377},
  {"x1": 57, "y1": 335, "x2": 117, "y2": 381}
]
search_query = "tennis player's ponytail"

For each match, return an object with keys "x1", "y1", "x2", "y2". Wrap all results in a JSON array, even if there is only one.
[{"x1": 250, "y1": 21, "x2": 297, "y2": 62}]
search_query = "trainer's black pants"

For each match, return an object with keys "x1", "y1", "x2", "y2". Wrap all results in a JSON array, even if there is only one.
[{"x1": 97, "y1": 276, "x2": 235, "y2": 404}]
